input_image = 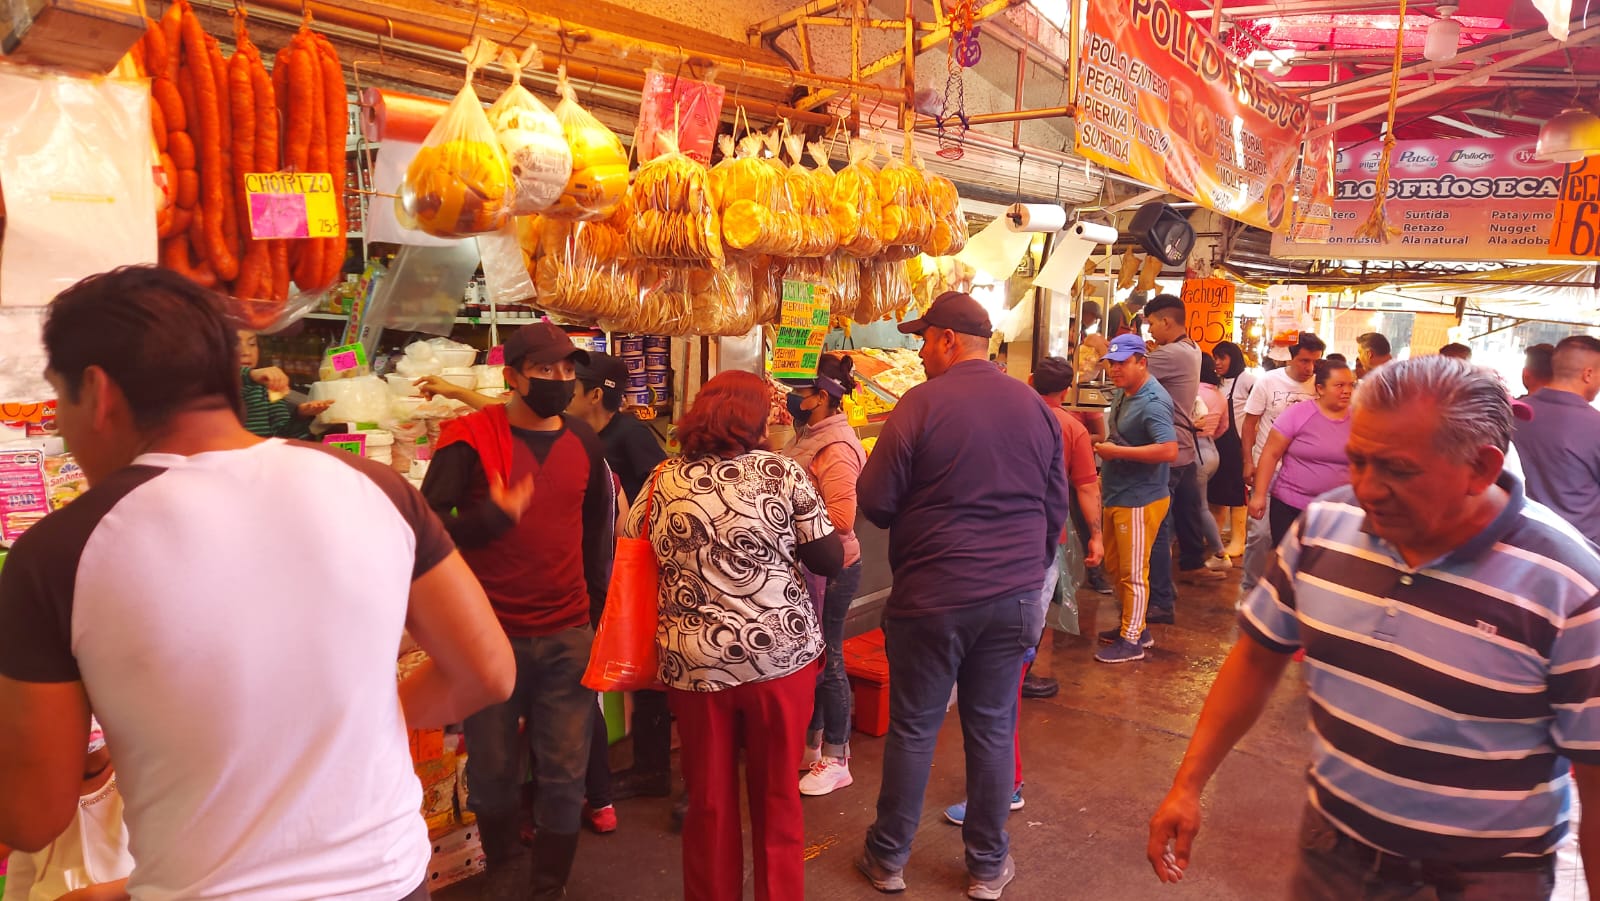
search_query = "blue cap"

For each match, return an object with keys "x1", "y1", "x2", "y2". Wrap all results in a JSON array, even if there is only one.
[{"x1": 1101, "y1": 333, "x2": 1150, "y2": 362}]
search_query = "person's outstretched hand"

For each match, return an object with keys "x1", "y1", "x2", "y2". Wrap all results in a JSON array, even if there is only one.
[
  {"x1": 297, "y1": 399, "x2": 335, "y2": 419},
  {"x1": 489, "y1": 473, "x2": 535, "y2": 521},
  {"x1": 1147, "y1": 786, "x2": 1201, "y2": 883},
  {"x1": 250, "y1": 366, "x2": 289, "y2": 394}
]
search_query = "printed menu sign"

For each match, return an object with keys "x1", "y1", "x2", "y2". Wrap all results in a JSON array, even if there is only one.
[
  {"x1": 1074, "y1": 0, "x2": 1308, "y2": 231},
  {"x1": 770, "y1": 280, "x2": 829, "y2": 380},
  {"x1": 1179, "y1": 278, "x2": 1236, "y2": 353},
  {"x1": 1272, "y1": 138, "x2": 1577, "y2": 261}
]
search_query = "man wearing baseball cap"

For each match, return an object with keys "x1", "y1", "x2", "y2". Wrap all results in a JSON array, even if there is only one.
[
  {"x1": 570, "y1": 353, "x2": 666, "y2": 505},
  {"x1": 857, "y1": 291, "x2": 1069, "y2": 899},
  {"x1": 1092, "y1": 333, "x2": 1178, "y2": 664},
  {"x1": 421, "y1": 319, "x2": 616, "y2": 900}
]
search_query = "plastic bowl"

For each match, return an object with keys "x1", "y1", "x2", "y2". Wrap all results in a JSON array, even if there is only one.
[
  {"x1": 439, "y1": 368, "x2": 476, "y2": 389},
  {"x1": 386, "y1": 374, "x2": 421, "y2": 397},
  {"x1": 433, "y1": 347, "x2": 477, "y2": 368}
]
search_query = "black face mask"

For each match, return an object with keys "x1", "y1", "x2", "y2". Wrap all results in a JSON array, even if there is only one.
[{"x1": 518, "y1": 376, "x2": 576, "y2": 418}]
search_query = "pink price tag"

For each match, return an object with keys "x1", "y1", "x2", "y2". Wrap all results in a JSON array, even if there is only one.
[
  {"x1": 329, "y1": 350, "x2": 360, "y2": 372},
  {"x1": 248, "y1": 192, "x2": 310, "y2": 239},
  {"x1": 486, "y1": 345, "x2": 506, "y2": 366}
]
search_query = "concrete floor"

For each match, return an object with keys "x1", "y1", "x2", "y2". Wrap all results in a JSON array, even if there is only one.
[{"x1": 440, "y1": 564, "x2": 1591, "y2": 900}]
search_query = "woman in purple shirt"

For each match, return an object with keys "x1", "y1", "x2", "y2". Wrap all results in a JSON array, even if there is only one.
[{"x1": 1248, "y1": 359, "x2": 1357, "y2": 546}]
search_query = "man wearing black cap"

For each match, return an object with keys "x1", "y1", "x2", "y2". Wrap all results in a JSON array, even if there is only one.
[
  {"x1": 856, "y1": 292, "x2": 1069, "y2": 899},
  {"x1": 569, "y1": 353, "x2": 667, "y2": 505},
  {"x1": 567, "y1": 353, "x2": 674, "y2": 805},
  {"x1": 421, "y1": 320, "x2": 615, "y2": 901}
]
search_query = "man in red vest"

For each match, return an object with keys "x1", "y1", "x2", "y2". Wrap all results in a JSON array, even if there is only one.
[{"x1": 422, "y1": 321, "x2": 614, "y2": 901}]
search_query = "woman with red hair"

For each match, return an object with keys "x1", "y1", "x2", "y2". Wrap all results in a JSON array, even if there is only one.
[{"x1": 622, "y1": 369, "x2": 843, "y2": 901}]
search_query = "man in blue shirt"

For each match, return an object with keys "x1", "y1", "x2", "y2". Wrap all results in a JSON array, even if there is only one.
[
  {"x1": 1148, "y1": 357, "x2": 1600, "y2": 898},
  {"x1": 1513, "y1": 335, "x2": 1600, "y2": 547},
  {"x1": 856, "y1": 292, "x2": 1068, "y2": 900},
  {"x1": 1093, "y1": 334, "x2": 1178, "y2": 664}
]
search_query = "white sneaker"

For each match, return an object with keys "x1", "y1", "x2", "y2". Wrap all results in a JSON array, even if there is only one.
[
  {"x1": 1206, "y1": 553, "x2": 1232, "y2": 571},
  {"x1": 801, "y1": 745, "x2": 822, "y2": 769},
  {"x1": 799, "y1": 757, "x2": 853, "y2": 796}
]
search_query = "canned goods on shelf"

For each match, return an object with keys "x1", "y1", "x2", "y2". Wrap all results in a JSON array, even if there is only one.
[
  {"x1": 644, "y1": 352, "x2": 669, "y2": 370},
  {"x1": 645, "y1": 370, "x2": 669, "y2": 388},
  {"x1": 623, "y1": 355, "x2": 646, "y2": 374},
  {"x1": 626, "y1": 390, "x2": 651, "y2": 407},
  {"x1": 619, "y1": 337, "x2": 646, "y2": 355},
  {"x1": 643, "y1": 336, "x2": 670, "y2": 351}
]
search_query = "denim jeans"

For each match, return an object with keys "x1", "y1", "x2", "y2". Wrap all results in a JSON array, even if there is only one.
[
  {"x1": 810, "y1": 561, "x2": 863, "y2": 756},
  {"x1": 464, "y1": 626, "x2": 595, "y2": 835},
  {"x1": 1150, "y1": 462, "x2": 1206, "y2": 617},
  {"x1": 1289, "y1": 806, "x2": 1555, "y2": 900},
  {"x1": 1196, "y1": 438, "x2": 1224, "y2": 557},
  {"x1": 1239, "y1": 507, "x2": 1273, "y2": 598},
  {"x1": 865, "y1": 595, "x2": 1039, "y2": 881}
]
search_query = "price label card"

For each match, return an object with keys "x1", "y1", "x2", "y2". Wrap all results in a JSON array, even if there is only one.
[
  {"x1": 325, "y1": 342, "x2": 368, "y2": 374},
  {"x1": 322, "y1": 433, "x2": 367, "y2": 457},
  {"x1": 1550, "y1": 157, "x2": 1600, "y2": 259},
  {"x1": 1180, "y1": 278, "x2": 1236, "y2": 353},
  {"x1": 486, "y1": 345, "x2": 506, "y2": 366},
  {"x1": 770, "y1": 280, "x2": 831, "y2": 380},
  {"x1": 0, "y1": 448, "x2": 48, "y2": 544},
  {"x1": 246, "y1": 172, "x2": 340, "y2": 239}
]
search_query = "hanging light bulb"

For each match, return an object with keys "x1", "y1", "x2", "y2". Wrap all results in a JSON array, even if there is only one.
[
  {"x1": 1534, "y1": 107, "x2": 1600, "y2": 163},
  {"x1": 1424, "y1": 4, "x2": 1461, "y2": 62}
]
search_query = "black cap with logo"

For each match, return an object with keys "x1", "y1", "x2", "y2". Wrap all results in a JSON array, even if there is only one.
[{"x1": 575, "y1": 352, "x2": 629, "y2": 390}]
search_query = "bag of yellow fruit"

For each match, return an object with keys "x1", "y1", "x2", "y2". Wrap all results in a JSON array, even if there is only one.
[
  {"x1": 834, "y1": 141, "x2": 884, "y2": 258},
  {"x1": 547, "y1": 67, "x2": 629, "y2": 221},
  {"x1": 876, "y1": 143, "x2": 936, "y2": 260},
  {"x1": 716, "y1": 135, "x2": 780, "y2": 255},
  {"x1": 782, "y1": 135, "x2": 837, "y2": 258},
  {"x1": 626, "y1": 131, "x2": 724, "y2": 269},
  {"x1": 923, "y1": 168, "x2": 969, "y2": 257},
  {"x1": 397, "y1": 63, "x2": 514, "y2": 238},
  {"x1": 487, "y1": 46, "x2": 573, "y2": 216}
]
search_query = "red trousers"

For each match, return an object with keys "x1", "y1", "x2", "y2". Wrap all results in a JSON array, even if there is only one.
[{"x1": 669, "y1": 660, "x2": 819, "y2": 901}]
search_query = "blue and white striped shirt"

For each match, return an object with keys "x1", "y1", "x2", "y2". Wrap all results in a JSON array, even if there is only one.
[{"x1": 1241, "y1": 471, "x2": 1600, "y2": 862}]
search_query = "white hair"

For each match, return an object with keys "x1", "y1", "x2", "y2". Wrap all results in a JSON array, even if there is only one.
[{"x1": 1354, "y1": 356, "x2": 1512, "y2": 463}]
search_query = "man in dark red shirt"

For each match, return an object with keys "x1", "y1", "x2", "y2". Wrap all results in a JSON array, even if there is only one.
[{"x1": 421, "y1": 321, "x2": 613, "y2": 901}]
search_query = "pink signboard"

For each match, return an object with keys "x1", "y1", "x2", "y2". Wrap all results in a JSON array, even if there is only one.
[{"x1": 1272, "y1": 137, "x2": 1579, "y2": 261}]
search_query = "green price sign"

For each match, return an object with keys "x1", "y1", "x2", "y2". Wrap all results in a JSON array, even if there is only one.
[{"x1": 770, "y1": 280, "x2": 830, "y2": 380}]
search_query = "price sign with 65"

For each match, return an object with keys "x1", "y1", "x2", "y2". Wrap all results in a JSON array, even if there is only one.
[
  {"x1": 245, "y1": 172, "x2": 340, "y2": 240},
  {"x1": 1549, "y1": 157, "x2": 1600, "y2": 259}
]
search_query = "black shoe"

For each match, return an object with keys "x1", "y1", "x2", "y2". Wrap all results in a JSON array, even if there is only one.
[
  {"x1": 1020, "y1": 674, "x2": 1059, "y2": 699},
  {"x1": 609, "y1": 768, "x2": 672, "y2": 801},
  {"x1": 1097, "y1": 627, "x2": 1154, "y2": 648},
  {"x1": 1146, "y1": 610, "x2": 1176, "y2": 625},
  {"x1": 475, "y1": 812, "x2": 528, "y2": 901},
  {"x1": 1087, "y1": 567, "x2": 1113, "y2": 595}
]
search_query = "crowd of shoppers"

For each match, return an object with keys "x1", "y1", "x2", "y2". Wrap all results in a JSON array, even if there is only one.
[{"x1": 10, "y1": 267, "x2": 1600, "y2": 901}]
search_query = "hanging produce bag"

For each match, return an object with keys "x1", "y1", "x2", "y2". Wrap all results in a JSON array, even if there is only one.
[
  {"x1": 877, "y1": 143, "x2": 935, "y2": 260},
  {"x1": 398, "y1": 42, "x2": 513, "y2": 238},
  {"x1": 530, "y1": 214, "x2": 638, "y2": 325},
  {"x1": 547, "y1": 67, "x2": 629, "y2": 222},
  {"x1": 714, "y1": 134, "x2": 795, "y2": 257},
  {"x1": 478, "y1": 223, "x2": 537, "y2": 308},
  {"x1": 583, "y1": 471, "x2": 664, "y2": 693},
  {"x1": 634, "y1": 66, "x2": 725, "y2": 164},
  {"x1": 626, "y1": 132, "x2": 723, "y2": 269},
  {"x1": 782, "y1": 136, "x2": 837, "y2": 258},
  {"x1": 855, "y1": 259, "x2": 913, "y2": 324},
  {"x1": 834, "y1": 141, "x2": 884, "y2": 258},
  {"x1": 487, "y1": 46, "x2": 573, "y2": 216},
  {"x1": 925, "y1": 172, "x2": 970, "y2": 257}
]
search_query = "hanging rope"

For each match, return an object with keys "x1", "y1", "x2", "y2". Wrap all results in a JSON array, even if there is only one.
[{"x1": 1354, "y1": 0, "x2": 1408, "y2": 244}]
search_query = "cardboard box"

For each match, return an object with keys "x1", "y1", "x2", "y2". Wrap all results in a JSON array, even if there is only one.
[{"x1": 1, "y1": 0, "x2": 145, "y2": 73}]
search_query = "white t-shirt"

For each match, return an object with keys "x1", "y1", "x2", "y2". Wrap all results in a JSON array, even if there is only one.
[
  {"x1": 1243, "y1": 367, "x2": 1314, "y2": 460},
  {"x1": 0, "y1": 440, "x2": 454, "y2": 901}
]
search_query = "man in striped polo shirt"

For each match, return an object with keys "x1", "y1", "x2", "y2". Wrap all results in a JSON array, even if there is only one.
[{"x1": 1147, "y1": 356, "x2": 1600, "y2": 898}]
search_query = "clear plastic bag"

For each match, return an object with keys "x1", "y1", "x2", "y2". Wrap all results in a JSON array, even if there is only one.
[
  {"x1": 625, "y1": 132, "x2": 724, "y2": 269},
  {"x1": 531, "y1": 211, "x2": 637, "y2": 324},
  {"x1": 397, "y1": 60, "x2": 514, "y2": 238},
  {"x1": 716, "y1": 134, "x2": 785, "y2": 256},
  {"x1": 834, "y1": 141, "x2": 884, "y2": 258},
  {"x1": 689, "y1": 264, "x2": 757, "y2": 336},
  {"x1": 855, "y1": 259, "x2": 913, "y2": 324},
  {"x1": 611, "y1": 265, "x2": 694, "y2": 336},
  {"x1": 924, "y1": 171, "x2": 969, "y2": 257},
  {"x1": 547, "y1": 68, "x2": 629, "y2": 222},
  {"x1": 486, "y1": 47, "x2": 573, "y2": 216},
  {"x1": 785, "y1": 256, "x2": 857, "y2": 318},
  {"x1": 783, "y1": 135, "x2": 837, "y2": 258},
  {"x1": 877, "y1": 143, "x2": 936, "y2": 260}
]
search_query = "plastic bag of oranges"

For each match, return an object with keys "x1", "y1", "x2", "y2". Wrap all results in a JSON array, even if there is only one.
[
  {"x1": 834, "y1": 141, "x2": 884, "y2": 258},
  {"x1": 546, "y1": 67, "x2": 629, "y2": 222},
  {"x1": 924, "y1": 169, "x2": 969, "y2": 257},
  {"x1": 626, "y1": 132, "x2": 724, "y2": 269},
  {"x1": 397, "y1": 79, "x2": 515, "y2": 238},
  {"x1": 877, "y1": 144, "x2": 936, "y2": 260},
  {"x1": 782, "y1": 135, "x2": 837, "y2": 258}
]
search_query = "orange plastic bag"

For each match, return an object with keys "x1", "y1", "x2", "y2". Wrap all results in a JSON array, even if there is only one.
[{"x1": 583, "y1": 472, "x2": 663, "y2": 692}]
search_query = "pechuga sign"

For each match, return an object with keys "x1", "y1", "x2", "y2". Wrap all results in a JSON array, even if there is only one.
[
  {"x1": 1074, "y1": 0, "x2": 1308, "y2": 232},
  {"x1": 1272, "y1": 137, "x2": 1581, "y2": 261}
]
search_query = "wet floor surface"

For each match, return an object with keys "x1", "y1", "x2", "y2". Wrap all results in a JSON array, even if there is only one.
[{"x1": 440, "y1": 563, "x2": 1591, "y2": 899}]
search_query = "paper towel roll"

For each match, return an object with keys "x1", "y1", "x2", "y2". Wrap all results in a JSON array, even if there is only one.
[
  {"x1": 1070, "y1": 221, "x2": 1120, "y2": 245},
  {"x1": 1005, "y1": 203, "x2": 1068, "y2": 233}
]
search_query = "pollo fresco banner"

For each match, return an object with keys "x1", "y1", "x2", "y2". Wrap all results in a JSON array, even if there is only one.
[
  {"x1": 1074, "y1": 0, "x2": 1309, "y2": 232},
  {"x1": 1271, "y1": 137, "x2": 1577, "y2": 261}
]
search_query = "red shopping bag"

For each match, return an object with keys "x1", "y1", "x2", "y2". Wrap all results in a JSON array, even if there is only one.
[{"x1": 583, "y1": 470, "x2": 664, "y2": 691}]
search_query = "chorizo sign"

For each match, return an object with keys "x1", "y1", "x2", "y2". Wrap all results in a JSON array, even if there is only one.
[{"x1": 1074, "y1": 0, "x2": 1308, "y2": 231}]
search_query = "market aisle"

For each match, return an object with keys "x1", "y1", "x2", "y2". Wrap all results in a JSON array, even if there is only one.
[{"x1": 438, "y1": 568, "x2": 1590, "y2": 899}]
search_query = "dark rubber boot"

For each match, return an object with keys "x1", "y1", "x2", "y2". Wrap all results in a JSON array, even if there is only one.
[
  {"x1": 476, "y1": 811, "x2": 528, "y2": 901},
  {"x1": 529, "y1": 830, "x2": 580, "y2": 901}
]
